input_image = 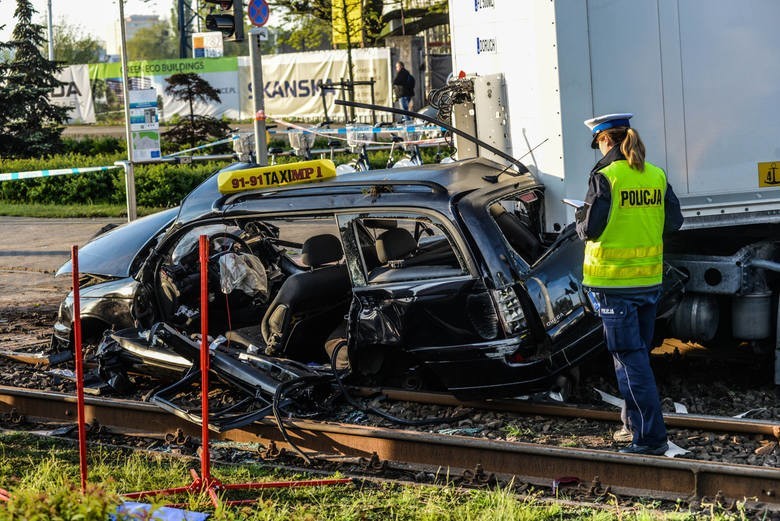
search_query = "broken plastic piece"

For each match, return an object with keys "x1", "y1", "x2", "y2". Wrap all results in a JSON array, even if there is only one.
[
  {"x1": 664, "y1": 440, "x2": 689, "y2": 458},
  {"x1": 594, "y1": 388, "x2": 624, "y2": 409},
  {"x1": 113, "y1": 501, "x2": 209, "y2": 521},
  {"x1": 734, "y1": 408, "x2": 768, "y2": 419},
  {"x1": 0, "y1": 349, "x2": 72, "y2": 366}
]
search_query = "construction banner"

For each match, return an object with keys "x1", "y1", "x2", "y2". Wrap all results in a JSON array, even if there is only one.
[
  {"x1": 332, "y1": 0, "x2": 363, "y2": 46},
  {"x1": 69, "y1": 49, "x2": 390, "y2": 124},
  {"x1": 239, "y1": 47, "x2": 392, "y2": 122},
  {"x1": 89, "y1": 57, "x2": 241, "y2": 120},
  {"x1": 52, "y1": 65, "x2": 96, "y2": 124}
]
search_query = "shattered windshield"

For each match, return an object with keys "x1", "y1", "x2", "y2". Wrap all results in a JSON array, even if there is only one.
[
  {"x1": 57, "y1": 208, "x2": 178, "y2": 278},
  {"x1": 170, "y1": 224, "x2": 241, "y2": 265}
]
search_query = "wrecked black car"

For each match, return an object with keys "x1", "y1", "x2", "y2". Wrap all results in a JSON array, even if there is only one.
[{"x1": 53, "y1": 157, "x2": 683, "y2": 404}]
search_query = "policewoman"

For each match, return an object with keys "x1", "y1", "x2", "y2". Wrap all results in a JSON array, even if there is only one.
[{"x1": 575, "y1": 113, "x2": 683, "y2": 455}]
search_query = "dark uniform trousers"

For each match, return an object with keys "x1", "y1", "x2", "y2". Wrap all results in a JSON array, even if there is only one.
[{"x1": 589, "y1": 287, "x2": 667, "y2": 447}]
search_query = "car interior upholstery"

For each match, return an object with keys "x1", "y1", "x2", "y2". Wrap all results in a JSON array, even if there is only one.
[{"x1": 260, "y1": 233, "x2": 352, "y2": 361}]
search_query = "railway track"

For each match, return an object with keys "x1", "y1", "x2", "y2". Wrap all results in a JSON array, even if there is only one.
[
  {"x1": 0, "y1": 385, "x2": 778, "y2": 509},
  {"x1": 363, "y1": 388, "x2": 780, "y2": 438}
]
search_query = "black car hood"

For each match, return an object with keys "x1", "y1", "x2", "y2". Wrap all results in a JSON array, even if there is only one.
[{"x1": 56, "y1": 208, "x2": 179, "y2": 278}]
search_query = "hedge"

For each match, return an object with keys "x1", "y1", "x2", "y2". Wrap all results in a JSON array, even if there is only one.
[
  {"x1": 0, "y1": 153, "x2": 229, "y2": 208},
  {"x1": 0, "y1": 145, "x2": 455, "y2": 208}
]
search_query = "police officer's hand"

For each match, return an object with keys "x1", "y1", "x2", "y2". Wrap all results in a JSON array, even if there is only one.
[{"x1": 575, "y1": 205, "x2": 587, "y2": 222}]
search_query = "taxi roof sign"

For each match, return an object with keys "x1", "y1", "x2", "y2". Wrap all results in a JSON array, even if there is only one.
[{"x1": 218, "y1": 159, "x2": 337, "y2": 194}]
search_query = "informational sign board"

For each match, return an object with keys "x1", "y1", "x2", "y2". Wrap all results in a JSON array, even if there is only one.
[
  {"x1": 128, "y1": 88, "x2": 161, "y2": 162},
  {"x1": 192, "y1": 32, "x2": 224, "y2": 58},
  {"x1": 758, "y1": 162, "x2": 780, "y2": 187}
]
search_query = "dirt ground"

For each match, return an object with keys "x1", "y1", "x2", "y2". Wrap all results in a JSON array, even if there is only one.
[{"x1": 0, "y1": 217, "x2": 125, "y2": 309}]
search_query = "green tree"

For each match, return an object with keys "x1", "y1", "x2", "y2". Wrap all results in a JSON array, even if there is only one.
[
  {"x1": 0, "y1": 13, "x2": 9, "y2": 145},
  {"x1": 126, "y1": 20, "x2": 179, "y2": 60},
  {"x1": 276, "y1": 0, "x2": 449, "y2": 45},
  {"x1": 0, "y1": 0, "x2": 69, "y2": 158},
  {"x1": 53, "y1": 18, "x2": 105, "y2": 64},
  {"x1": 275, "y1": 14, "x2": 331, "y2": 52},
  {"x1": 163, "y1": 72, "x2": 230, "y2": 148}
]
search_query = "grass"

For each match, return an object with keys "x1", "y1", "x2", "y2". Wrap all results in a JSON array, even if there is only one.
[
  {"x1": 0, "y1": 202, "x2": 165, "y2": 218},
  {"x1": 0, "y1": 432, "x2": 755, "y2": 520},
  {"x1": 502, "y1": 423, "x2": 535, "y2": 439}
]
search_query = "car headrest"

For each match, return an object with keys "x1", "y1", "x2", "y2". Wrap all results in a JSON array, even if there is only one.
[
  {"x1": 301, "y1": 234, "x2": 343, "y2": 268},
  {"x1": 363, "y1": 218, "x2": 397, "y2": 230},
  {"x1": 489, "y1": 203, "x2": 507, "y2": 218},
  {"x1": 376, "y1": 228, "x2": 417, "y2": 264}
]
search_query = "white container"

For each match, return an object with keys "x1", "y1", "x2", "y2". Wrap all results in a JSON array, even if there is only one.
[{"x1": 449, "y1": 0, "x2": 780, "y2": 233}]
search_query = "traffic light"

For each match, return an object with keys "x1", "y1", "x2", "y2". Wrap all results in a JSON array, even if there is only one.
[{"x1": 204, "y1": 0, "x2": 245, "y2": 42}]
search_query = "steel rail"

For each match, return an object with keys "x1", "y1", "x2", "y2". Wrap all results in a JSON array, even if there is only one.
[
  {"x1": 358, "y1": 388, "x2": 780, "y2": 438},
  {"x1": 0, "y1": 385, "x2": 777, "y2": 508}
]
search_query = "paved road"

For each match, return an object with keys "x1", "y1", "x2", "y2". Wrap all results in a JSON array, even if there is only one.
[{"x1": 0, "y1": 217, "x2": 125, "y2": 308}]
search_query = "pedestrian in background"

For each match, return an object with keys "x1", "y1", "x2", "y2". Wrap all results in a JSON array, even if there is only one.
[
  {"x1": 575, "y1": 113, "x2": 683, "y2": 455},
  {"x1": 392, "y1": 61, "x2": 415, "y2": 118}
]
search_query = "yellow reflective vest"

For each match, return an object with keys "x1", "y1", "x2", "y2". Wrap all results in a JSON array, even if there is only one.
[{"x1": 583, "y1": 160, "x2": 666, "y2": 288}]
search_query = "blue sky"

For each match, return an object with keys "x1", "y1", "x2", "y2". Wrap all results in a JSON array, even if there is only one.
[{"x1": 0, "y1": 0, "x2": 168, "y2": 47}]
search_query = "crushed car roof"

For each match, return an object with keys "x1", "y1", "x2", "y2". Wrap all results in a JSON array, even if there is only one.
[{"x1": 176, "y1": 158, "x2": 541, "y2": 224}]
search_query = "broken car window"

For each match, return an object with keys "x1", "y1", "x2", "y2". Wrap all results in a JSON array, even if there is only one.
[
  {"x1": 338, "y1": 212, "x2": 468, "y2": 285},
  {"x1": 489, "y1": 197, "x2": 545, "y2": 265}
]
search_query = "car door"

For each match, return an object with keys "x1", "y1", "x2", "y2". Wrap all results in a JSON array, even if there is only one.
[{"x1": 337, "y1": 211, "x2": 501, "y2": 387}]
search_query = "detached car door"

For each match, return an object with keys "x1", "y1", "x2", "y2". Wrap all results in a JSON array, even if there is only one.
[{"x1": 337, "y1": 211, "x2": 502, "y2": 391}]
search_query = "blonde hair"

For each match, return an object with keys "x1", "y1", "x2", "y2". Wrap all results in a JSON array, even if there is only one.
[{"x1": 602, "y1": 127, "x2": 646, "y2": 171}]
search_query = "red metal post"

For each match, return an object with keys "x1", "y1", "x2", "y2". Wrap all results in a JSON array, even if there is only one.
[
  {"x1": 199, "y1": 235, "x2": 211, "y2": 483},
  {"x1": 71, "y1": 246, "x2": 88, "y2": 493},
  {"x1": 121, "y1": 235, "x2": 352, "y2": 507}
]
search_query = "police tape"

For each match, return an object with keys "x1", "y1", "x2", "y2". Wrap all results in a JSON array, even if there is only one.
[
  {"x1": 268, "y1": 121, "x2": 445, "y2": 135},
  {"x1": 271, "y1": 118, "x2": 447, "y2": 147},
  {"x1": 268, "y1": 125, "x2": 445, "y2": 135},
  {"x1": 0, "y1": 165, "x2": 122, "y2": 182}
]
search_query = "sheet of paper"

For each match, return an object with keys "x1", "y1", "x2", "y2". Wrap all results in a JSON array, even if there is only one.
[{"x1": 562, "y1": 198, "x2": 585, "y2": 208}]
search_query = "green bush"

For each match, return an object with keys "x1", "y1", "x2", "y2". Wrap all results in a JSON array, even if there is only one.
[
  {"x1": 61, "y1": 136, "x2": 125, "y2": 156},
  {"x1": 0, "y1": 154, "x2": 228, "y2": 208},
  {"x1": 0, "y1": 483, "x2": 118, "y2": 521},
  {"x1": 0, "y1": 153, "x2": 125, "y2": 205},
  {"x1": 0, "y1": 144, "x2": 455, "y2": 209},
  {"x1": 134, "y1": 161, "x2": 224, "y2": 207}
]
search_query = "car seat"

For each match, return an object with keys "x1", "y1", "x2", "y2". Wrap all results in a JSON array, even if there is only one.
[
  {"x1": 376, "y1": 227, "x2": 418, "y2": 266},
  {"x1": 261, "y1": 234, "x2": 352, "y2": 361},
  {"x1": 369, "y1": 227, "x2": 464, "y2": 282}
]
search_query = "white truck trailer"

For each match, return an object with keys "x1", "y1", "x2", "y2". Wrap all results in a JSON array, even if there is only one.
[{"x1": 447, "y1": 0, "x2": 780, "y2": 383}]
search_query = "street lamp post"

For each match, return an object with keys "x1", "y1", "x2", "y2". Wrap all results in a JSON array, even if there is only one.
[
  {"x1": 118, "y1": 0, "x2": 138, "y2": 221},
  {"x1": 46, "y1": 0, "x2": 53, "y2": 60}
]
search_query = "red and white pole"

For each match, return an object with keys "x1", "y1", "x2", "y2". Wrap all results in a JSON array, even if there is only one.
[
  {"x1": 198, "y1": 235, "x2": 211, "y2": 483},
  {"x1": 71, "y1": 246, "x2": 88, "y2": 493}
]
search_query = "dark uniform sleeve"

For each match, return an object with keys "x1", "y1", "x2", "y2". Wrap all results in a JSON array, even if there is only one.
[
  {"x1": 663, "y1": 182, "x2": 684, "y2": 235},
  {"x1": 575, "y1": 173, "x2": 611, "y2": 241}
]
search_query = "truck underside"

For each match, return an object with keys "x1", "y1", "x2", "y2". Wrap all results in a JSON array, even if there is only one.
[{"x1": 662, "y1": 223, "x2": 780, "y2": 384}]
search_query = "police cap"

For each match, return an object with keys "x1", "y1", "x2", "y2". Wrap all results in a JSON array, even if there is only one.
[{"x1": 584, "y1": 113, "x2": 633, "y2": 149}]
